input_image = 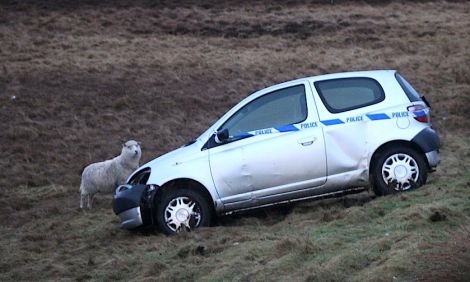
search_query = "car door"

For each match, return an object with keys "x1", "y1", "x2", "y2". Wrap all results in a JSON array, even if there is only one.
[
  {"x1": 207, "y1": 82, "x2": 327, "y2": 206},
  {"x1": 312, "y1": 77, "x2": 384, "y2": 182}
]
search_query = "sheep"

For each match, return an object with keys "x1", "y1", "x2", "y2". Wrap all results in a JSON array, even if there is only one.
[{"x1": 80, "y1": 140, "x2": 142, "y2": 209}]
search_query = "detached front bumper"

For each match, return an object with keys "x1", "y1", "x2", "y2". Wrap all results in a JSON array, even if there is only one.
[
  {"x1": 113, "y1": 184, "x2": 157, "y2": 229},
  {"x1": 116, "y1": 206, "x2": 143, "y2": 229}
]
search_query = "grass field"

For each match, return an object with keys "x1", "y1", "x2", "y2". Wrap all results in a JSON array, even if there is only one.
[{"x1": 1, "y1": 0, "x2": 469, "y2": 281}]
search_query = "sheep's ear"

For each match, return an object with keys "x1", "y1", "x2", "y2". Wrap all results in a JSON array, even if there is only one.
[{"x1": 137, "y1": 141, "x2": 142, "y2": 145}]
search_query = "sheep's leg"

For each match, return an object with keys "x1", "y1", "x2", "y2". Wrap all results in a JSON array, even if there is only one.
[
  {"x1": 88, "y1": 194, "x2": 94, "y2": 209},
  {"x1": 86, "y1": 194, "x2": 90, "y2": 209},
  {"x1": 80, "y1": 193, "x2": 85, "y2": 209}
]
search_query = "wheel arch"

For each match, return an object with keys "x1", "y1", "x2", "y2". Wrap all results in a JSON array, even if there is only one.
[
  {"x1": 369, "y1": 140, "x2": 428, "y2": 178},
  {"x1": 155, "y1": 178, "x2": 217, "y2": 216}
]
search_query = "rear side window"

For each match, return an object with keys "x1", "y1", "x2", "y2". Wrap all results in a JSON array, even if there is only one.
[
  {"x1": 314, "y1": 77, "x2": 385, "y2": 113},
  {"x1": 395, "y1": 73, "x2": 422, "y2": 102}
]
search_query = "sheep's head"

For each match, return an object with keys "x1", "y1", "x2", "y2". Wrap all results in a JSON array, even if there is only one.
[{"x1": 121, "y1": 140, "x2": 142, "y2": 161}]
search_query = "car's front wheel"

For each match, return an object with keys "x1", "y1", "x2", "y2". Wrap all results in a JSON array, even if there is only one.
[
  {"x1": 372, "y1": 146, "x2": 427, "y2": 196},
  {"x1": 156, "y1": 188, "x2": 212, "y2": 235}
]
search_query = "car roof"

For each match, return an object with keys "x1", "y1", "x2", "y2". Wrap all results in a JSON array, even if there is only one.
[
  {"x1": 256, "y1": 70, "x2": 397, "y2": 95},
  {"x1": 307, "y1": 69, "x2": 397, "y2": 81}
]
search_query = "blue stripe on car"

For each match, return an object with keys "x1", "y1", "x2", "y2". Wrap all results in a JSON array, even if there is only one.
[
  {"x1": 237, "y1": 132, "x2": 254, "y2": 138},
  {"x1": 275, "y1": 124, "x2": 300, "y2": 132},
  {"x1": 366, "y1": 113, "x2": 390, "y2": 120},
  {"x1": 236, "y1": 111, "x2": 405, "y2": 137},
  {"x1": 321, "y1": 119, "x2": 344, "y2": 126}
]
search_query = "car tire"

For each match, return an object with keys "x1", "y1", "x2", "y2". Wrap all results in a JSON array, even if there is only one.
[
  {"x1": 156, "y1": 188, "x2": 212, "y2": 235},
  {"x1": 372, "y1": 146, "x2": 427, "y2": 196}
]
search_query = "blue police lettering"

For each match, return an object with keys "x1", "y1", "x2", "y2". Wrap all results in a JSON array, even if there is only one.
[
  {"x1": 346, "y1": 116, "x2": 363, "y2": 123},
  {"x1": 301, "y1": 122, "x2": 318, "y2": 129},
  {"x1": 392, "y1": 112, "x2": 409, "y2": 118},
  {"x1": 255, "y1": 128, "x2": 272, "y2": 135}
]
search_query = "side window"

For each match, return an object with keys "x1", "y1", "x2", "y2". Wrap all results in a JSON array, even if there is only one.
[
  {"x1": 314, "y1": 77, "x2": 385, "y2": 113},
  {"x1": 221, "y1": 85, "x2": 307, "y2": 136}
]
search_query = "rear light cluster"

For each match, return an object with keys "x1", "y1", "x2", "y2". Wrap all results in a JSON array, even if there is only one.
[{"x1": 407, "y1": 105, "x2": 429, "y2": 123}]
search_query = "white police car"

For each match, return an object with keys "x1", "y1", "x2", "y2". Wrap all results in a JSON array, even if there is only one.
[{"x1": 113, "y1": 70, "x2": 440, "y2": 234}]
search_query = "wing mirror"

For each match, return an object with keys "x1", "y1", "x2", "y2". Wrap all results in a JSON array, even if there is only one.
[{"x1": 214, "y1": 129, "x2": 229, "y2": 144}]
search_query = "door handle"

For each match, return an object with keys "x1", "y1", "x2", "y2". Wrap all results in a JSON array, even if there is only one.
[{"x1": 298, "y1": 136, "x2": 316, "y2": 146}]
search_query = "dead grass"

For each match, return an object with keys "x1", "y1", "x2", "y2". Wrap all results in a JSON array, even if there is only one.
[
  {"x1": 415, "y1": 225, "x2": 470, "y2": 282},
  {"x1": 1, "y1": 0, "x2": 470, "y2": 281},
  {"x1": 0, "y1": 173, "x2": 469, "y2": 281},
  {"x1": 2, "y1": 0, "x2": 469, "y2": 187}
]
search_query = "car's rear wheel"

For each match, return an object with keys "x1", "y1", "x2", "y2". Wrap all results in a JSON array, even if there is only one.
[
  {"x1": 156, "y1": 188, "x2": 212, "y2": 235},
  {"x1": 372, "y1": 146, "x2": 427, "y2": 196}
]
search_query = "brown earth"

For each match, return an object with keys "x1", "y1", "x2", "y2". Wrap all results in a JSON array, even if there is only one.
[{"x1": 1, "y1": 0, "x2": 469, "y2": 281}]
